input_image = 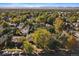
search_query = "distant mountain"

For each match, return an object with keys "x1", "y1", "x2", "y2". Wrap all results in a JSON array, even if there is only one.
[{"x1": 0, "y1": 7, "x2": 79, "y2": 9}]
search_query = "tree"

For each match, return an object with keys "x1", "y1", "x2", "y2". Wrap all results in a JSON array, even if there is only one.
[
  {"x1": 59, "y1": 31, "x2": 77, "y2": 49},
  {"x1": 23, "y1": 40, "x2": 34, "y2": 55},
  {"x1": 30, "y1": 28, "x2": 52, "y2": 49},
  {"x1": 10, "y1": 17, "x2": 20, "y2": 24},
  {"x1": 54, "y1": 17, "x2": 64, "y2": 33},
  {"x1": 35, "y1": 15, "x2": 46, "y2": 23},
  {"x1": 68, "y1": 15, "x2": 77, "y2": 23},
  {"x1": 15, "y1": 29, "x2": 22, "y2": 35},
  {"x1": 66, "y1": 35, "x2": 77, "y2": 49},
  {"x1": 46, "y1": 15, "x2": 55, "y2": 25},
  {"x1": 2, "y1": 21, "x2": 9, "y2": 28}
]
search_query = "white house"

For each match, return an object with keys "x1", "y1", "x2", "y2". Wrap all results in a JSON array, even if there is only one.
[
  {"x1": 17, "y1": 23, "x2": 24, "y2": 29},
  {"x1": 21, "y1": 25, "x2": 30, "y2": 35},
  {"x1": 11, "y1": 36, "x2": 24, "y2": 43}
]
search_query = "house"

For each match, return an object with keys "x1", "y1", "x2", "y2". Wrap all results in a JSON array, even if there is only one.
[
  {"x1": 11, "y1": 36, "x2": 24, "y2": 48},
  {"x1": 0, "y1": 25, "x2": 4, "y2": 36},
  {"x1": 63, "y1": 22, "x2": 72, "y2": 32},
  {"x1": 46, "y1": 24, "x2": 52, "y2": 27},
  {"x1": 77, "y1": 12, "x2": 79, "y2": 14},
  {"x1": 8, "y1": 23, "x2": 17, "y2": 27},
  {"x1": 16, "y1": 23, "x2": 30, "y2": 35},
  {"x1": 73, "y1": 23, "x2": 79, "y2": 27},
  {"x1": 73, "y1": 20, "x2": 79, "y2": 31},
  {"x1": 11, "y1": 36, "x2": 24, "y2": 43},
  {"x1": 0, "y1": 34, "x2": 11, "y2": 49},
  {"x1": 73, "y1": 20, "x2": 79, "y2": 26},
  {"x1": 17, "y1": 23, "x2": 24, "y2": 29},
  {"x1": 21, "y1": 26, "x2": 29, "y2": 35},
  {"x1": 74, "y1": 31, "x2": 79, "y2": 41},
  {"x1": 18, "y1": 25, "x2": 30, "y2": 35},
  {"x1": 0, "y1": 25, "x2": 3, "y2": 30},
  {"x1": 77, "y1": 20, "x2": 79, "y2": 23}
]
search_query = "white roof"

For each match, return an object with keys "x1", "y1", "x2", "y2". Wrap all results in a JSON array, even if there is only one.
[
  {"x1": 77, "y1": 20, "x2": 79, "y2": 22},
  {"x1": 12, "y1": 36, "x2": 24, "y2": 42},
  {"x1": 74, "y1": 32, "x2": 79, "y2": 41}
]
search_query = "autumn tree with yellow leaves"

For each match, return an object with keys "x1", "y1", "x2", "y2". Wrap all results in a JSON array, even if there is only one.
[{"x1": 54, "y1": 17, "x2": 64, "y2": 33}]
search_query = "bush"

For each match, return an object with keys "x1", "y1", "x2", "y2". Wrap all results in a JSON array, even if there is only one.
[{"x1": 23, "y1": 40, "x2": 34, "y2": 55}]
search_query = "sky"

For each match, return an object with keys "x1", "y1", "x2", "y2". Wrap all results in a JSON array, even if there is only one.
[{"x1": 0, "y1": 3, "x2": 79, "y2": 7}]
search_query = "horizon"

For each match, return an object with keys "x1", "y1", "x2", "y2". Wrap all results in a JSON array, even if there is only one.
[{"x1": 0, "y1": 3, "x2": 79, "y2": 8}]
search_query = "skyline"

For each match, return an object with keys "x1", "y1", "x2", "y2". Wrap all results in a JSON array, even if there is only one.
[{"x1": 0, "y1": 3, "x2": 79, "y2": 7}]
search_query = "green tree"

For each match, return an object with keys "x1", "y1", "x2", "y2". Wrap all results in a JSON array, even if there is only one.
[
  {"x1": 35, "y1": 15, "x2": 46, "y2": 23},
  {"x1": 68, "y1": 15, "x2": 77, "y2": 23},
  {"x1": 23, "y1": 40, "x2": 34, "y2": 55},
  {"x1": 46, "y1": 15, "x2": 55, "y2": 25}
]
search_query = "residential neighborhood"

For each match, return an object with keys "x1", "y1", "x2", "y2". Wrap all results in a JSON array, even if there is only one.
[{"x1": 0, "y1": 8, "x2": 79, "y2": 56}]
